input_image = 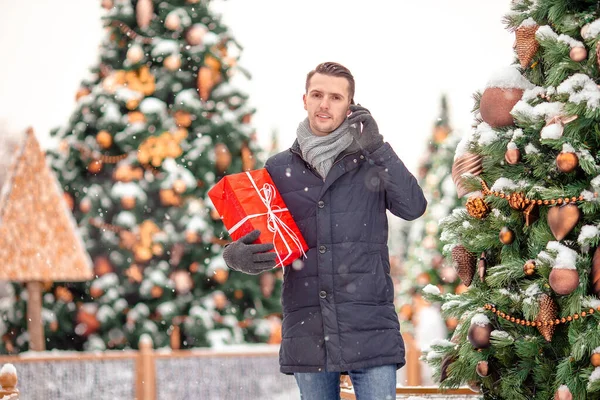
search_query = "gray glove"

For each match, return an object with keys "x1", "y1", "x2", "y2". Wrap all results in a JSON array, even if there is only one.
[
  {"x1": 222, "y1": 230, "x2": 277, "y2": 275},
  {"x1": 347, "y1": 104, "x2": 384, "y2": 153}
]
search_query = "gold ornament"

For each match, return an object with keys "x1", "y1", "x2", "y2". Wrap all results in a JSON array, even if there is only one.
[
  {"x1": 592, "y1": 247, "x2": 600, "y2": 297},
  {"x1": 569, "y1": 47, "x2": 587, "y2": 62},
  {"x1": 126, "y1": 44, "x2": 145, "y2": 64},
  {"x1": 186, "y1": 24, "x2": 207, "y2": 46},
  {"x1": 96, "y1": 130, "x2": 113, "y2": 149},
  {"x1": 128, "y1": 111, "x2": 146, "y2": 124},
  {"x1": 151, "y1": 285, "x2": 164, "y2": 298},
  {"x1": 499, "y1": 227, "x2": 515, "y2": 245},
  {"x1": 468, "y1": 322, "x2": 492, "y2": 349},
  {"x1": 165, "y1": 12, "x2": 181, "y2": 31},
  {"x1": 80, "y1": 198, "x2": 92, "y2": 213},
  {"x1": 515, "y1": 23, "x2": 539, "y2": 68},
  {"x1": 197, "y1": 56, "x2": 222, "y2": 100},
  {"x1": 136, "y1": 0, "x2": 153, "y2": 29},
  {"x1": 480, "y1": 87, "x2": 523, "y2": 128},
  {"x1": 476, "y1": 360, "x2": 489, "y2": 377},
  {"x1": 174, "y1": 110, "x2": 193, "y2": 127},
  {"x1": 93, "y1": 256, "x2": 113, "y2": 277},
  {"x1": 556, "y1": 152, "x2": 578, "y2": 173},
  {"x1": 591, "y1": 353, "x2": 600, "y2": 367},
  {"x1": 159, "y1": 189, "x2": 182, "y2": 207},
  {"x1": 478, "y1": 252, "x2": 487, "y2": 282},
  {"x1": 433, "y1": 126, "x2": 450, "y2": 144},
  {"x1": 125, "y1": 264, "x2": 143, "y2": 283},
  {"x1": 170, "y1": 270, "x2": 193, "y2": 294},
  {"x1": 554, "y1": 385, "x2": 573, "y2": 400},
  {"x1": 466, "y1": 195, "x2": 490, "y2": 219},
  {"x1": 63, "y1": 192, "x2": 74, "y2": 211},
  {"x1": 164, "y1": 54, "x2": 182, "y2": 71},
  {"x1": 113, "y1": 164, "x2": 143, "y2": 182},
  {"x1": 185, "y1": 230, "x2": 199, "y2": 244},
  {"x1": 138, "y1": 132, "x2": 184, "y2": 167},
  {"x1": 452, "y1": 245, "x2": 476, "y2": 287},
  {"x1": 440, "y1": 355, "x2": 456, "y2": 382},
  {"x1": 451, "y1": 152, "x2": 483, "y2": 198},
  {"x1": 241, "y1": 143, "x2": 255, "y2": 171},
  {"x1": 212, "y1": 269, "x2": 229, "y2": 284},
  {"x1": 536, "y1": 293, "x2": 558, "y2": 341},
  {"x1": 524, "y1": 202, "x2": 539, "y2": 226},
  {"x1": 547, "y1": 204, "x2": 581, "y2": 241},
  {"x1": 87, "y1": 160, "x2": 103, "y2": 174},
  {"x1": 549, "y1": 268, "x2": 579, "y2": 296},
  {"x1": 172, "y1": 179, "x2": 187, "y2": 194},
  {"x1": 214, "y1": 143, "x2": 232, "y2": 173},
  {"x1": 524, "y1": 259, "x2": 536, "y2": 276},
  {"x1": 75, "y1": 87, "x2": 91, "y2": 101},
  {"x1": 121, "y1": 196, "x2": 136, "y2": 210},
  {"x1": 505, "y1": 147, "x2": 521, "y2": 165}
]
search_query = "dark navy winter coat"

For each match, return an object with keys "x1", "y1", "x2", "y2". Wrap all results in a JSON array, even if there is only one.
[{"x1": 264, "y1": 139, "x2": 427, "y2": 374}]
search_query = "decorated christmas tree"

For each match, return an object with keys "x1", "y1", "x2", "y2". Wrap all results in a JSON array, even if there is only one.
[
  {"x1": 2, "y1": 0, "x2": 282, "y2": 353},
  {"x1": 423, "y1": 1, "x2": 600, "y2": 399}
]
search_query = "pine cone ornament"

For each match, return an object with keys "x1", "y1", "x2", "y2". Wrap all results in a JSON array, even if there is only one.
[
  {"x1": 452, "y1": 152, "x2": 483, "y2": 198},
  {"x1": 466, "y1": 196, "x2": 490, "y2": 219},
  {"x1": 536, "y1": 293, "x2": 558, "y2": 342},
  {"x1": 515, "y1": 23, "x2": 539, "y2": 68},
  {"x1": 508, "y1": 192, "x2": 527, "y2": 211},
  {"x1": 452, "y1": 245, "x2": 476, "y2": 286}
]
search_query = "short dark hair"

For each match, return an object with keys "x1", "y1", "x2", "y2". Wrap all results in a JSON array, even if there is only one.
[{"x1": 305, "y1": 62, "x2": 355, "y2": 104}]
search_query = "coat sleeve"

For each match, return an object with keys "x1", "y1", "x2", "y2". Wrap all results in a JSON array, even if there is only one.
[{"x1": 366, "y1": 142, "x2": 427, "y2": 221}]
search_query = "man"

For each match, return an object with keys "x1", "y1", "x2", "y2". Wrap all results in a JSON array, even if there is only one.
[{"x1": 223, "y1": 62, "x2": 427, "y2": 399}]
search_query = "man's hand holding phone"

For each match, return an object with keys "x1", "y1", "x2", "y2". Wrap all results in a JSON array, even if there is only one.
[{"x1": 347, "y1": 104, "x2": 384, "y2": 153}]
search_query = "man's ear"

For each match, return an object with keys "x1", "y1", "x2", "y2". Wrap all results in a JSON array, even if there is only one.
[
  {"x1": 303, "y1": 94, "x2": 307, "y2": 110},
  {"x1": 346, "y1": 108, "x2": 351, "y2": 116}
]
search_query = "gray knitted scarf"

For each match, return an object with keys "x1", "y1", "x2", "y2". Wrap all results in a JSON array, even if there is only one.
[{"x1": 296, "y1": 118, "x2": 353, "y2": 179}]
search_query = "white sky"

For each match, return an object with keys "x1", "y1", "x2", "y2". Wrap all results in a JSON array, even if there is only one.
[{"x1": 0, "y1": 0, "x2": 514, "y2": 174}]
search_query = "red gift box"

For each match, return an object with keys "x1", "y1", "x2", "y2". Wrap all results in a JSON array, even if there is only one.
[{"x1": 208, "y1": 168, "x2": 308, "y2": 268}]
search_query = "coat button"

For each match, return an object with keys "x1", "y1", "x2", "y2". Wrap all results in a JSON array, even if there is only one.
[
  {"x1": 318, "y1": 201, "x2": 325, "y2": 208},
  {"x1": 319, "y1": 290, "x2": 327, "y2": 299},
  {"x1": 319, "y1": 245, "x2": 326, "y2": 253}
]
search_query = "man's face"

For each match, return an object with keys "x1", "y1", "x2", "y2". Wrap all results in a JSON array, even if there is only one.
[{"x1": 303, "y1": 73, "x2": 351, "y2": 137}]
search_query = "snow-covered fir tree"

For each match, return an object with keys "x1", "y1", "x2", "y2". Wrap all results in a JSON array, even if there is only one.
[{"x1": 0, "y1": 0, "x2": 283, "y2": 353}]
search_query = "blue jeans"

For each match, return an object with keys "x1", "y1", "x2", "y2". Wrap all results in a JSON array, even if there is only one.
[{"x1": 294, "y1": 364, "x2": 397, "y2": 400}]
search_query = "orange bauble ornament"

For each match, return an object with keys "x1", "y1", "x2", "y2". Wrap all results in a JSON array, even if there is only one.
[
  {"x1": 87, "y1": 160, "x2": 103, "y2": 174},
  {"x1": 214, "y1": 143, "x2": 232, "y2": 173},
  {"x1": 569, "y1": 47, "x2": 587, "y2": 62},
  {"x1": 63, "y1": 192, "x2": 75, "y2": 211},
  {"x1": 591, "y1": 353, "x2": 600, "y2": 367},
  {"x1": 212, "y1": 269, "x2": 229, "y2": 284},
  {"x1": 556, "y1": 152, "x2": 578, "y2": 173},
  {"x1": 164, "y1": 54, "x2": 182, "y2": 71},
  {"x1": 172, "y1": 179, "x2": 187, "y2": 194},
  {"x1": 96, "y1": 130, "x2": 113, "y2": 149},
  {"x1": 174, "y1": 110, "x2": 193, "y2": 127},
  {"x1": 121, "y1": 196, "x2": 137, "y2": 210},
  {"x1": 548, "y1": 268, "x2": 579, "y2": 295},
  {"x1": 479, "y1": 87, "x2": 523, "y2": 128}
]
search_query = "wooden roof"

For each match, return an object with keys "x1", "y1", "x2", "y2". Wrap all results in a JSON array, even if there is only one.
[{"x1": 0, "y1": 128, "x2": 93, "y2": 282}]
